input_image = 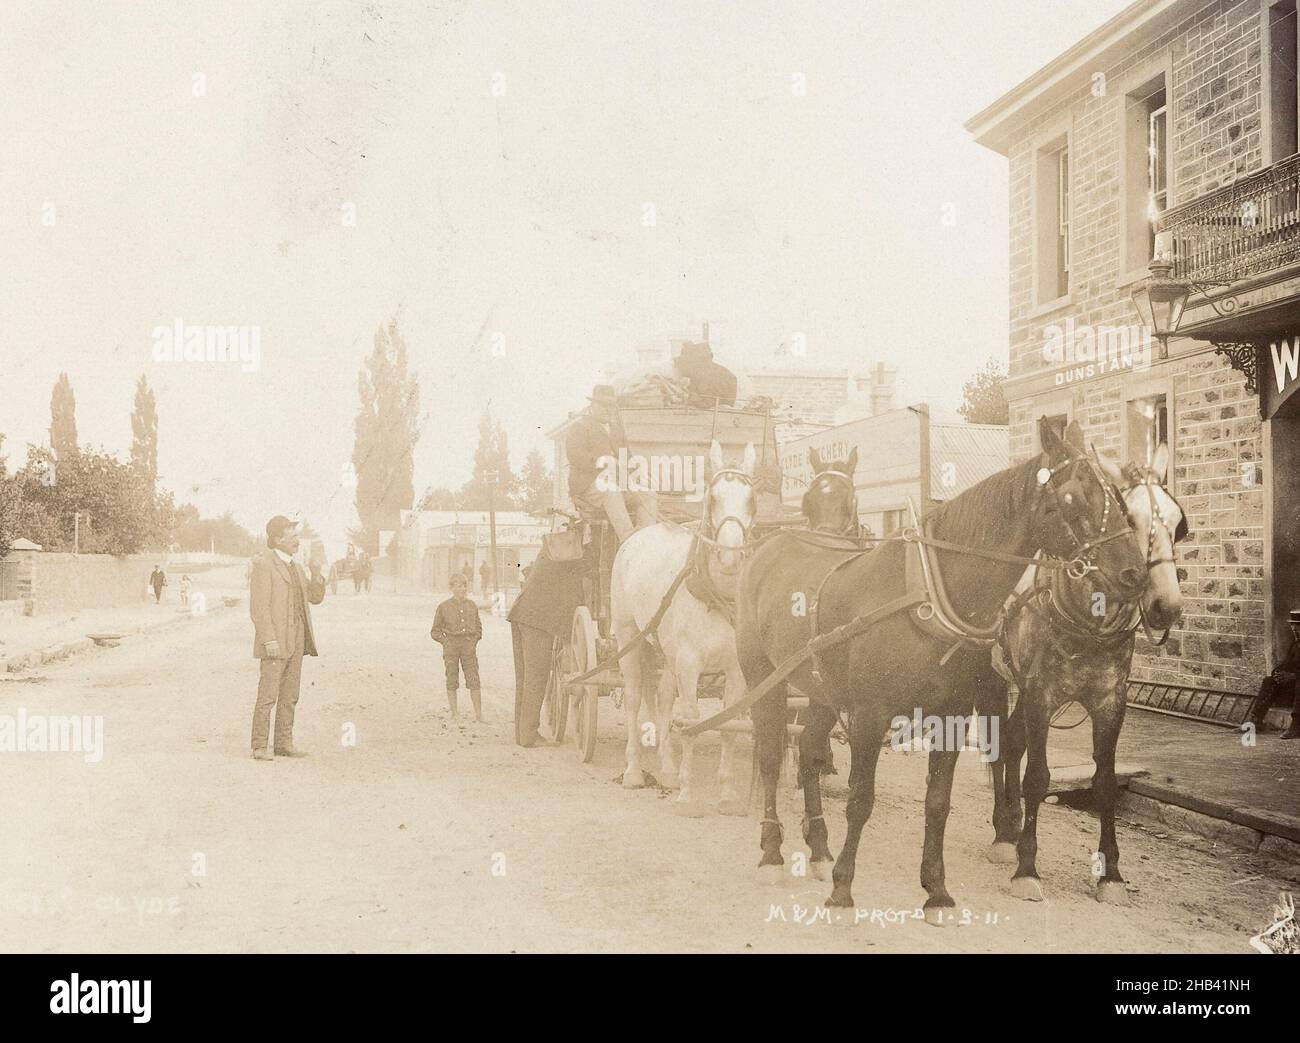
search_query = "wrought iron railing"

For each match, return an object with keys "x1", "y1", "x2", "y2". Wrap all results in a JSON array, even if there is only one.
[{"x1": 1156, "y1": 151, "x2": 1300, "y2": 284}]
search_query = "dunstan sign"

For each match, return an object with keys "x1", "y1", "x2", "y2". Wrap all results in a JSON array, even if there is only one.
[{"x1": 1041, "y1": 318, "x2": 1153, "y2": 386}]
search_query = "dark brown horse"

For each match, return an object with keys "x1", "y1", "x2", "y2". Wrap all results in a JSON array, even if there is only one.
[
  {"x1": 803, "y1": 446, "x2": 860, "y2": 537},
  {"x1": 989, "y1": 445, "x2": 1187, "y2": 904},
  {"x1": 734, "y1": 420, "x2": 1150, "y2": 920}
]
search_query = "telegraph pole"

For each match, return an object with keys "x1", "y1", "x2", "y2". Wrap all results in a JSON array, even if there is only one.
[{"x1": 485, "y1": 468, "x2": 500, "y2": 600}]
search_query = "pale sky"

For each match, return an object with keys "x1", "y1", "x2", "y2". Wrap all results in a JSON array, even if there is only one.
[{"x1": 1, "y1": 0, "x2": 1132, "y2": 551}]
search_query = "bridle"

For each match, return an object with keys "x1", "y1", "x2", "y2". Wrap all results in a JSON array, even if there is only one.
[
  {"x1": 1033, "y1": 446, "x2": 1141, "y2": 590},
  {"x1": 1015, "y1": 456, "x2": 1188, "y2": 646},
  {"x1": 804, "y1": 468, "x2": 859, "y2": 536},
  {"x1": 1120, "y1": 461, "x2": 1188, "y2": 571},
  {"x1": 1121, "y1": 461, "x2": 1188, "y2": 646},
  {"x1": 700, "y1": 467, "x2": 757, "y2": 550}
]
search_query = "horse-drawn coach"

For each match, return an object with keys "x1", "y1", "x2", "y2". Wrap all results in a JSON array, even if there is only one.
[{"x1": 540, "y1": 401, "x2": 798, "y2": 782}]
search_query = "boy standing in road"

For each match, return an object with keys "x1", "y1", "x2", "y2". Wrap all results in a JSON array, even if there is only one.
[{"x1": 431, "y1": 573, "x2": 483, "y2": 721}]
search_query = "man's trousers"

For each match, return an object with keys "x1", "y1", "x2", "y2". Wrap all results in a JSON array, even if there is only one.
[
  {"x1": 252, "y1": 623, "x2": 305, "y2": 752},
  {"x1": 512, "y1": 622, "x2": 554, "y2": 745}
]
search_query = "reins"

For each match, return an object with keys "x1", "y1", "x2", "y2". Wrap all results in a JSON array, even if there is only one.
[{"x1": 997, "y1": 463, "x2": 1188, "y2": 727}]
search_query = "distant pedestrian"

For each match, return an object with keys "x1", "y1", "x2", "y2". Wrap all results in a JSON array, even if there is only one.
[
  {"x1": 179, "y1": 574, "x2": 192, "y2": 608},
  {"x1": 328, "y1": 562, "x2": 339, "y2": 596},
  {"x1": 430, "y1": 573, "x2": 483, "y2": 721},
  {"x1": 480, "y1": 560, "x2": 491, "y2": 595},
  {"x1": 249, "y1": 515, "x2": 326, "y2": 761},
  {"x1": 358, "y1": 552, "x2": 373, "y2": 593},
  {"x1": 149, "y1": 566, "x2": 167, "y2": 604},
  {"x1": 1247, "y1": 609, "x2": 1300, "y2": 739}
]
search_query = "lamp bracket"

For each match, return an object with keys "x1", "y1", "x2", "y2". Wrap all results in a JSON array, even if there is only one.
[{"x1": 1188, "y1": 279, "x2": 1240, "y2": 319}]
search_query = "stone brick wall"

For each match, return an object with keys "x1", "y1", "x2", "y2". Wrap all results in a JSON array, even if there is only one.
[
  {"x1": 1002, "y1": 0, "x2": 1271, "y2": 694},
  {"x1": 10, "y1": 551, "x2": 159, "y2": 615}
]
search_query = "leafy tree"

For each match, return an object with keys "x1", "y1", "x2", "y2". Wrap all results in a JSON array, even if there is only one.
[
  {"x1": 958, "y1": 358, "x2": 1009, "y2": 426},
  {"x1": 458, "y1": 405, "x2": 517, "y2": 510},
  {"x1": 352, "y1": 320, "x2": 420, "y2": 552},
  {"x1": 130, "y1": 375, "x2": 159, "y2": 490},
  {"x1": 518, "y1": 448, "x2": 552, "y2": 514},
  {"x1": 10, "y1": 445, "x2": 155, "y2": 554},
  {"x1": 0, "y1": 435, "x2": 23, "y2": 558},
  {"x1": 172, "y1": 508, "x2": 259, "y2": 556},
  {"x1": 417, "y1": 486, "x2": 460, "y2": 510},
  {"x1": 50, "y1": 373, "x2": 78, "y2": 459}
]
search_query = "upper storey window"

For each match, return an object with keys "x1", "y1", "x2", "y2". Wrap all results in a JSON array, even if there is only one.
[
  {"x1": 1121, "y1": 74, "x2": 1168, "y2": 275},
  {"x1": 1035, "y1": 139, "x2": 1071, "y2": 303}
]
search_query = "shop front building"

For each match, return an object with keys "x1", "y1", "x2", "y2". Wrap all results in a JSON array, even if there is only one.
[{"x1": 969, "y1": 0, "x2": 1300, "y2": 708}]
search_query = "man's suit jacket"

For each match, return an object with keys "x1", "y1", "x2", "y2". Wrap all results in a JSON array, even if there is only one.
[
  {"x1": 507, "y1": 547, "x2": 585, "y2": 641},
  {"x1": 564, "y1": 412, "x2": 626, "y2": 498},
  {"x1": 249, "y1": 549, "x2": 326, "y2": 659}
]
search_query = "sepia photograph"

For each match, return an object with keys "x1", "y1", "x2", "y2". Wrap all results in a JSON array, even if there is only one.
[{"x1": 1, "y1": 0, "x2": 1298, "y2": 998}]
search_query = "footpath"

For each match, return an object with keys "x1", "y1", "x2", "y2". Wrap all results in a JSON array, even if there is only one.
[
  {"x1": 0, "y1": 566, "x2": 246, "y2": 673},
  {"x1": 1048, "y1": 707, "x2": 1300, "y2": 864}
]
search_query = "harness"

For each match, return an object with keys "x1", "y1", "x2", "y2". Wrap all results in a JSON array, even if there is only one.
[
  {"x1": 683, "y1": 445, "x2": 1142, "y2": 737},
  {"x1": 993, "y1": 462, "x2": 1191, "y2": 722},
  {"x1": 564, "y1": 466, "x2": 759, "y2": 685},
  {"x1": 684, "y1": 467, "x2": 757, "y2": 625}
]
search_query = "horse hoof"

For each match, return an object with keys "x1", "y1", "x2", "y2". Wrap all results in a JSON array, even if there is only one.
[
  {"x1": 756, "y1": 863, "x2": 784, "y2": 886},
  {"x1": 810, "y1": 859, "x2": 833, "y2": 882},
  {"x1": 672, "y1": 798, "x2": 707, "y2": 818},
  {"x1": 1096, "y1": 880, "x2": 1131, "y2": 906},
  {"x1": 717, "y1": 798, "x2": 747, "y2": 817},
  {"x1": 986, "y1": 842, "x2": 1018, "y2": 864},
  {"x1": 622, "y1": 770, "x2": 647, "y2": 790},
  {"x1": 923, "y1": 905, "x2": 951, "y2": 927},
  {"x1": 825, "y1": 888, "x2": 854, "y2": 908},
  {"x1": 1010, "y1": 876, "x2": 1044, "y2": 902}
]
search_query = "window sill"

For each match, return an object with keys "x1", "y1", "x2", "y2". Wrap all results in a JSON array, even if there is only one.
[{"x1": 1028, "y1": 293, "x2": 1073, "y2": 320}]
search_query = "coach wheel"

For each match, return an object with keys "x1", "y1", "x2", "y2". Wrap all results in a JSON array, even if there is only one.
[
  {"x1": 570, "y1": 606, "x2": 599, "y2": 763},
  {"x1": 544, "y1": 638, "x2": 568, "y2": 743}
]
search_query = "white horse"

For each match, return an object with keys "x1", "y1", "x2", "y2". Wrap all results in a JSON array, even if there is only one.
[{"x1": 610, "y1": 440, "x2": 758, "y2": 815}]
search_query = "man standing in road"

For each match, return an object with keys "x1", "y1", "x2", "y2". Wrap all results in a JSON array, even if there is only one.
[
  {"x1": 249, "y1": 515, "x2": 326, "y2": 761},
  {"x1": 149, "y1": 565, "x2": 167, "y2": 604},
  {"x1": 508, "y1": 545, "x2": 584, "y2": 747}
]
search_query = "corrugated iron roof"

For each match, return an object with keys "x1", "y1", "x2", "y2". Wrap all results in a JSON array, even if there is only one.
[{"x1": 929, "y1": 423, "x2": 1009, "y2": 501}]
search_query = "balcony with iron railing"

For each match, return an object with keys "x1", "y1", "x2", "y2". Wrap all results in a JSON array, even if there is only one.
[{"x1": 1156, "y1": 152, "x2": 1300, "y2": 286}]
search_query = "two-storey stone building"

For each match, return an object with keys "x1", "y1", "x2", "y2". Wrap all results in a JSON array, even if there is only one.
[{"x1": 969, "y1": 0, "x2": 1300, "y2": 711}]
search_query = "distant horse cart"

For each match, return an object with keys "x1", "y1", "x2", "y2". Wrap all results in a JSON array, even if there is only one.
[{"x1": 541, "y1": 403, "x2": 803, "y2": 811}]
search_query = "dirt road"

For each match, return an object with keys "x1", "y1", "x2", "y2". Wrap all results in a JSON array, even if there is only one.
[{"x1": 1, "y1": 575, "x2": 1292, "y2": 953}]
